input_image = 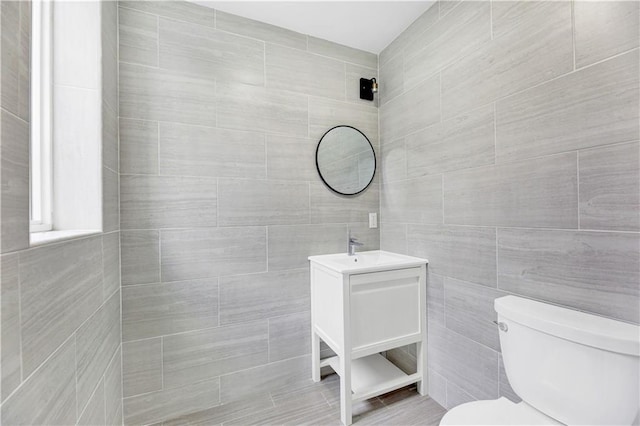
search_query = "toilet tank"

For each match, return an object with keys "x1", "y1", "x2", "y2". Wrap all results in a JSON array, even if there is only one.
[{"x1": 495, "y1": 296, "x2": 640, "y2": 425}]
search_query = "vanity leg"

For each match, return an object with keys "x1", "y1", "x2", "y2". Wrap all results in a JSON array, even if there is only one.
[
  {"x1": 417, "y1": 340, "x2": 428, "y2": 396},
  {"x1": 339, "y1": 355, "x2": 352, "y2": 426},
  {"x1": 311, "y1": 331, "x2": 321, "y2": 382}
]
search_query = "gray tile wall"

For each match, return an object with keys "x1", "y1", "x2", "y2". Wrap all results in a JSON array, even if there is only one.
[
  {"x1": 117, "y1": 2, "x2": 379, "y2": 424},
  {"x1": 379, "y1": 0, "x2": 639, "y2": 410},
  {"x1": 0, "y1": 1, "x2": 123, "y2": 425}
]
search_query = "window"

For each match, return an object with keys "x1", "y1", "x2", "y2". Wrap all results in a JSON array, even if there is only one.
[
  {"x1": 30, "y1": 0, "x2": 53, "y2": 233},
  {"x1": 29, "y1": 0, "x2": 103, "y2": 245}
]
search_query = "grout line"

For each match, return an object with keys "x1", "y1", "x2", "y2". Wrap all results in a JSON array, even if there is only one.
[
  {"x1": 216, "y1": 178, "x2": 219, "y2": 227},
  {"x1": 2, "y1": 279, "x2": 119, "y2": 406},
  {"x1": 115, "y1": 3, "x2": 125, "y2": 420},
  {"x1": 268, "y1": 392, "x2": 277, "y2": 409},
  {"x1": 122, "y1": 354, "x2": 310, "y2": 402},
  {"x1": 267, "y1": 318, "x2": 271, "y2": 362},
  {"x1": 344, "y1": 62, "x2": 348, "y2": 101},
  {"x1": 120, "y1": 384, "x2": 174, "y2": 401},
  {"x1": 160, "y1": 336, "x2": 164, "y2": 390},
  {"x1": 307, "y1": 182, "x2": 311, "y2": 225},
  {"x1": 385, "y1": 102, "x2": 490, "y2": 147},
  {"x1": 136, "y1": 118, "x2": 259, "y2": 133},
  {"x1": 264, "y1": 135, "x2": 268, "y2": 179},
  {"x1": 397, "y1": 42, "x2": 637, "y2": 127},
  {"x1": 439, "y1": 71, "x2": 443, "y2": 123},
  {"x1": 576, "y1": 151, "x2": 581, "y2": 230},
  {"x1": 122, "y1": 335, "x2": 162, "y2": 348},
  {"x1": 101, "y1": 237, "x2": 106, "y2": 300},
  {"x1": 103, "y1": 164, "x2": 118, "y2": 176},
  {"x1": 157, "y1": 121, "x2": 161, "y2": 174},
  {"x1": 74, "y1": 334, "x2": 79, "y2": 421},
  {"x1": 442, "y1": 279, "x2": 447, "y2": 328},
  {"x1": 156, "y1": 15, "x2": 160, "y2": 66},
  {"x1": 396, "y1": 221, "x2": 639, "y2": 235},
  {"x1": 485, "y1": 282, "x2": 636, "y2": 327},
  {"x1": 495, "y1": 228, "x2": 500, "y2": 290},
  {"x1": 307, "y1": 95, "x2": 310, "y2": 138},
  {"x1": 263, "y1": 41, "x2": 267, "y2": 88},
  {"x1": 217, "y1": 279, "x2": 221, "y2": 327},
  {"x1": 226, "y1": 25, "x2": 376, "y2": 70},
  {"x1": 490, "y1": 0, "x2": 493, "y2": 40},
  {"x1": 441, "y1": 322, "x2": 501, "y2": 355},
  {"x1": 578, "y1": 139, "x2": 640, "y2": 152},
  {"x1": 387, "y1": 141, "x2": 640, "y2": 187},
  {"x1": 213, "y1": 79, "x2": 219, "y2": 129},
  {"x1": 320, "y1": 389, "x2": 332, "y2": 406},
  {"x1": 104, "y1": 367, "x2": 108, "y2": 425},
  {"x1": 496, "y1": 357, "x2": 501, "y2": 398},
  {"x1": 441, "y1": 174, "x2": 445, "y2": 225},
  {"x1": 124, "y1": 0, "x2": 377, "y2": 69},
  {"x1": 158, "y1": 226, "x2": 163, "y2": 285},
  {"x1": 0, "y1": 106, "x2": 28, "y2": 128},
  {"x1": 77, "y1": 374, "x2": 104, "y2": 423},
  {"x1": 265, "y1": 224, "x2": 270, "y2": 273},
  {"x1": 571, "y1": 0, "x2": 576, "y2": 71},
  {"x1": 121, "y1": 315, "x2": 277, "y2": 344},
  {"x1": 119, "y1": 344, "x2": 124, "y2": 423},
  {"x1": 104, "y1": 343, "x2": 121, "y2": 381},
  {"x1": 444, "y1": 382, "x2": 450, "y2": 409},
  {"x1": 404, "y1": 224, "x2": 409, "y2": 255},
  {"x1": 557, "y1": 44, "x2": 637, "y2": 82},
  {"x1": 492, "y1": 102, "x2": 498, "y2": 167},
  {"x1": 121, "y1": 259, "x2": 311, "y2": 286},
  {"x1": 17, "y1": 255, "x2": 24, "y2": 383}
]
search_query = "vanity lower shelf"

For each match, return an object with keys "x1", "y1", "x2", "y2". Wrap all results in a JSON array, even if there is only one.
[{"x1": 321, "y1": 353, "x2": 422, "y2": 403}]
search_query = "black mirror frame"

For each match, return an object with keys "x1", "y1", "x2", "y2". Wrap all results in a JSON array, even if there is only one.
[{"x1": 315, "y1": 125, "x2": 376, "y2": 196}]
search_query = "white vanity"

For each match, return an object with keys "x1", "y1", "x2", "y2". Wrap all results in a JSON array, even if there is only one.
[{"x1": 308, "y1": 250, "x2": 428, "y2": 425}]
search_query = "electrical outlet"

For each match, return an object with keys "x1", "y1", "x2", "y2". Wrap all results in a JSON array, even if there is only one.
[{"x1": 369, "y1": 212, "x2": 378, "y2": 229}]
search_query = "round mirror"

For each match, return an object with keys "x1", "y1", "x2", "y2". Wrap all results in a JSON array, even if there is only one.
[{"x1": 315, "y1": 126, "x2": 376, "y2": 196}]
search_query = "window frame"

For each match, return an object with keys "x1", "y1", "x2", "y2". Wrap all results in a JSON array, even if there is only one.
[{"x1": 30, "y1": 0, "x2": 53, "y2": 233}]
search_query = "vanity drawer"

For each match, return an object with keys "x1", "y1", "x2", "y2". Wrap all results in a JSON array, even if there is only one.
[{"x1": 349, "y1": 268, "x2": 422, "y2": 352}]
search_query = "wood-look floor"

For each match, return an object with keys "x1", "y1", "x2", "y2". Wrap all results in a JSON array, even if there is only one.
[{"x1": 163, "y1": 374, "x2": 447, "y2": 426}]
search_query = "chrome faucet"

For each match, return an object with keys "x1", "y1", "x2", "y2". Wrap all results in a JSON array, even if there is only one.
[{"x1": 348, "y1": 232, "x2": 364, "y2": 256}]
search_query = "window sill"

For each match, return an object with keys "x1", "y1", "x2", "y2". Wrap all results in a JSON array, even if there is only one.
[{"x1": 30, "y1": 229, "x2": 101, "y2": 247}]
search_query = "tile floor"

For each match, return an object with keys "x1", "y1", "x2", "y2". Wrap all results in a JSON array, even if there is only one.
[{"x1": 163, "y1": 373, "x2": 447, "y2": 425}]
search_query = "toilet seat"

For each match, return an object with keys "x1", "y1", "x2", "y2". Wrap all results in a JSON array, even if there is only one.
[{"x1": 439, "y1": 397, "x2": 563, "y2": 425}]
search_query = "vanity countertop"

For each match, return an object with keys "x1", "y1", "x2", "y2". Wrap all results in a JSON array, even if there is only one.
[{"x1": 308, "y1": 250, "x2": 428, "y2": 274}]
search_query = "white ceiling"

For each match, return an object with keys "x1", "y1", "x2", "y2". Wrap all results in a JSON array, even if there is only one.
[{"x1": 191, "y1": 1, "x2": 435, "y2": 54}]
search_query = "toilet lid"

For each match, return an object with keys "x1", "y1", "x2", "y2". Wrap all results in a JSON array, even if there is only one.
[{"x1": 439, "y1": 397, "x2": 563, "y2": 426}]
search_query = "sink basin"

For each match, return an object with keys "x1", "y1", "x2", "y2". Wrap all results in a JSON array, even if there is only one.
[{"x1": 308, "y1": 250, "x2": 428, "y2": 274}]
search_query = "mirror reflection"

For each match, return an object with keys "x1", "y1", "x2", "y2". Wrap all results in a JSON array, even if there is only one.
[{"x1": 316, "y1": 126, "x2": 376, "y2": 196}]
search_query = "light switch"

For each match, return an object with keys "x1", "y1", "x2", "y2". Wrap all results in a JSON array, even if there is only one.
[{"x1": 369, "y1": 212, "x2": 378, "y2": 229}]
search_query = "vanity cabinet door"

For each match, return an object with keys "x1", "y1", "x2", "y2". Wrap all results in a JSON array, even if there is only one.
[{"x1": 349, "y1": 268, "x2": 421, "y2": 353}]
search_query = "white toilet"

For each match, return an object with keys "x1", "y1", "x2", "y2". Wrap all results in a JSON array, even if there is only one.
[{"x1": 440, "y1": 295, "x2": 640, "y2": 425}]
